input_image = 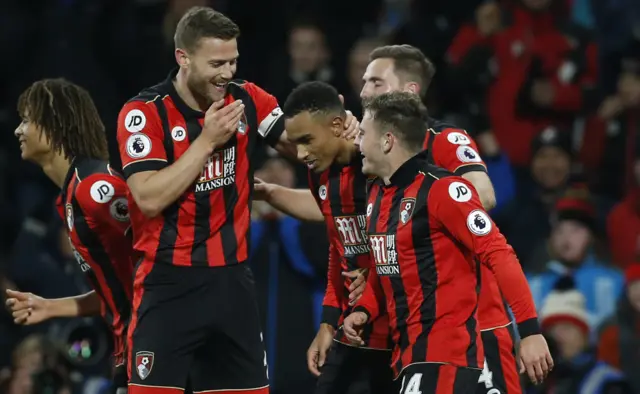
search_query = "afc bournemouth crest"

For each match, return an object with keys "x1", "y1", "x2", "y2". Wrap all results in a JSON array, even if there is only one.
[
  {"x1": 65, "y1": 203, "x2": 74, "y2": 231},
  {"x1": 135, "y1": 351, "x2": 154, "y2": 380},
  {"x1": 400, "y1": 198, "x2": 416, "y2": 224}
]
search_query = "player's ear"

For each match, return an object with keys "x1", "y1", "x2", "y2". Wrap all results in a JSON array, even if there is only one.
[
  {"x1": 175, "y1": 48, "x2": 189, "y2": 68},
  {"x1": 331, "y1": 116, "x2": 344, "y2": 137},
  {"x1": 382, "y1": 132, "x2": 394, "y2": 154},
  {"x1": 404, "y1": 82, "x2": 420, "y2": 96}
]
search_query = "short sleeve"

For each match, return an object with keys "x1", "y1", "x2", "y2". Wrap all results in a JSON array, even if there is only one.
[
  {"x1": 431, "y1": 129, "x2": 487, "y2": 176},
  {"x1": 75, "y1": 172, "x2": 131, "y2": 237},
  {"x1": 243, "y1": 82, "x2": 285, "y2": 147},
  {"x1": 117, "y1": 100, "x2": 168, "y2": 179}
]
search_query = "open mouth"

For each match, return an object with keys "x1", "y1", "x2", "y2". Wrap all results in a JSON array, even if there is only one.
[
  {"x1": 212, "y1": 81, "x2": 228, "y2": 92},
  {"x1": 305, "y1": 160, "x2": 317, "y2": 169}
]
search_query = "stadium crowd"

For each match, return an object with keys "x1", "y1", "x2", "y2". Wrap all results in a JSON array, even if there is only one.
[{"x1": 0, "y1": 0, "x2": 638, "y2": 393}]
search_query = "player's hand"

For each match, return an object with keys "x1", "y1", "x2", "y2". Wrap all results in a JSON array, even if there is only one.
[
  {"x1": 202, "y1": 99, "x2": 245, "y2": 148},
  {"x1": 343, "y1": 311, "x2": 368, "y2": 346},
  {"x1": 341, "y1": 110, "x2": 360, "y2": 141},
  {"x1": 253, "y1": 177, "x2": 275, "y2": 202},
  {"x1": 307, "y1": 323, "x2": 335, "y2": 377},
  {"x1": 5, "y1": 289, "x2": 51, "y2": 325},
  {"x1": 343, "y1": 268, "x2": 368, "y2": 306},
  {"x1": 518, "y1": 334, "x2": 553, "y2": 385}
]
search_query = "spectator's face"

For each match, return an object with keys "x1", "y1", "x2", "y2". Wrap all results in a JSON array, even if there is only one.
[
  {"x1": 181, "y1": 37, "x2": 238, "y2": 104},
  {"x1": 360, "y1": 59, "x2": 403, "y2": 100},
  {"x1": 14, "y1": 116, "x2": 52, "y2": 162},
  {"x1": 531, "y1": 146, "x2": 570, "y2": 190},
  {"x1": 618, "y1": 72, "x2": 640, "y2": 107},
  {"x1": 289, "y1": 27, "x2": 328, "y2": 74},
  {"x1": 285, "y1": 111, "x2": 343, "y2": 173},
  {"x1": 357, "y1": 110, "x2": 388, "y2": 177},
  {"x1": 522, "y1": 0, "x2": 553, "y2": 11},
  {"x1": 547, "y1": 322, "x2": 586, "y2": 360},
  {"x1": 627, "y1": 281, "x2": 640, "y2": 312},
  {"x1": 551, "y1": 220, "x2": 591, "y2": 265},
  {"x1": 257, "y1": 159, "x2": 295, "y2": 188}
]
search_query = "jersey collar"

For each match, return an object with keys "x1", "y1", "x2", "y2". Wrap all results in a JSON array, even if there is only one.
[
  {"x1": 164, "y1": 68, "x2": 205, "y2": 120},
  {"x1": 388, "y1": 153, "x2": 426, "y2": 188}
]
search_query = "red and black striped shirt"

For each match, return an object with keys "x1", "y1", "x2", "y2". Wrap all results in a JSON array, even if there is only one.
[
  {"x1": 423, "y1": 120, "x2": 511, "y2": 330},
  {"x1": 116, "y1": 69, "x2": 285, "y2": 267},
  {"x1": 56, "y1": 158, "x2": 134, "y2": 366},
  {"x1": 308, "y1": 151, "x2": 390, "y2": 350},
  {"x1": 355, "y1": 155, "x2": 538, "y2": 378}
]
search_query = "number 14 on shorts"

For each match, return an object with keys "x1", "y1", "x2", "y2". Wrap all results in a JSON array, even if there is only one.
[{"x1": 399, "y1": 373, "x2": 423, "y2": 394}]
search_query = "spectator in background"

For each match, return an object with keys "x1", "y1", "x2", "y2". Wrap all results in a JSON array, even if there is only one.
[
  {"x1": 267, "y1": 19, "x2": 334, "y2": 104},
  {"x1": 530, "y1": 277, "x2": 631, "y2": 394},
  {"x1": 598, "y1": 264, "x2": 640, "y2": 393},
  {"x1": 527, "y1": 190, "x2": 624, "y2": 332},
  {"x1": 250, "y1": 158, "x2": 327, "y2": 394},
  {"x1": 496, "y1": 127, "x2": 572, "y2": 266},
  {"x1": 487, "y1": 0, "x2": 597, "y2": 168}
]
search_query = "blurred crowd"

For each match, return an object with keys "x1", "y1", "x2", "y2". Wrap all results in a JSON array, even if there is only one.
[{"x1": 0, "y1": 0, "x2": 639, "y2": 393}]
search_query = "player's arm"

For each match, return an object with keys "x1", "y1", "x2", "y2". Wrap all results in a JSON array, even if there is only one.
[
  {"x1": 6, "y1": 289, "x2": 100, "y2": 324},
  {"x1": 352, "y1": 266, "x2": 384, "y2": 322},
  {"x1": 428, "y1": 177, "x2": 539, "y2": 337},
  {"x1": 259, "y1": 182, "x2": 324, "y2": 222},
  {"x1": 117, "y1": 101, "x2": 213, "y2": 217},
  {"x1": 321, "y1": 244, "x2": 343, "y2": 329},
  {"x1": 75, "y1": 172, "x2": 132, "y2": 236},
  {"x1": 432, "y1": 130, "x2": 497, "y2": 210},
  {"x1": 47, "y1": 291, "x2": 102, "y2": 317}
]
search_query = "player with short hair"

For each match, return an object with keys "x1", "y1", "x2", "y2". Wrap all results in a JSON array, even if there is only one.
[
  {"x1": 116, "y1": 7, "x2": 355, "y2": 394},
  {"x1": 343, "y1": 91, "x2": 551, "y2": 394},
  {"x1": 7, "y1": 78, "x2": 134, "y2": 394},
  {"x1": 257, "y1": 81, "x2": 394, "y2": 394}
]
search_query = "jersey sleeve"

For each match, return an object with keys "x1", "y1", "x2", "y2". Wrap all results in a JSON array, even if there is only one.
[
  {"x1": 117, "y1": 100, "x2": 168, "y2": 179},
  {"x1": 321, "y1": 243, "x2": 343, "y2": 328},
  {"x1": 431, "y1": 129, "x2": 487, "y2": 176},
  {"x1": 352, "y1": 266, "x2": 384, "y2": 322},
  {"x1": 243, "y1": 82, "x2": 285, "y2": 147},
  {"x1": 74, "y1": 172, "x2": 131, "y2": 237},
  {"x1": 428, "y1": 176, "x2": 540, "y2": 338}
]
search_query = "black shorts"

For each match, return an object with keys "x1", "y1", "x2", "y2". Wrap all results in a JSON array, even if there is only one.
[
  {"x1": 476, "y1": 324, "x2": 522, "y2": 394},
  {"x1": 113, "y1": 363, "x2": 128, "y2": 394},
  {"x1": 315, "y1": 341, "x2": 393, "y2": 394},
  {"x1": 396, "y1": 364, "x2": 481, "y2": 394},
  {"x1": 128, "y1": 261, "x2": 269, "y2": 394}
]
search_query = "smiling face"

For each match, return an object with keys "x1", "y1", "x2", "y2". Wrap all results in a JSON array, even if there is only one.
[
  {"x1": 285, "y1": 111, "x2": 343, "y2": 172},
  {"x1": 179, "y1": 37, "x2": 239, "y2": 105},
  {"x1": 14, "y1": 113, "x2": 51, "y2": 161},
  {"x1": 356, "y1": 110, "x2": 389, "y2": 177}
]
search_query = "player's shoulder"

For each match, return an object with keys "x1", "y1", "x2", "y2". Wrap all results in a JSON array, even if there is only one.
[
  {"x1": 119, "y1": 82, "x2": 168, "y2": 125},
  {"x1": 428, "y1": 118, "x2": 474, "y2": 143},
  {"x1": 73, "y1": 160, "x2": 127, "y2": 205},
  {"x1": 228, "y1": 79, "x2": 272, "y2": 98},
  {"x1": 425, "y1": 166, "x2": 476, "y2": 197}
]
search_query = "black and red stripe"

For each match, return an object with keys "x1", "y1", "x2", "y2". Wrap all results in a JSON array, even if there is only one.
[
  {"x1": 60, "y1": 159, "x2": 133, "y2": 365},
  {"x1": 132, "y1": 75, "x2": 262, "y2": 267},
  {"x1": 365, "y1": 159, "x2": 482, "y2": 378},
  {"x1": 309, "y1": 154, "x2": 390, "y2": 349}
]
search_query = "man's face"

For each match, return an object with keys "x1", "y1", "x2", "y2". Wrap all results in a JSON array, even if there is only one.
[
  {"x1": 360, "y1": 58, "x2": 404, "y2": 100},
  {"x1": 357, "y1": 110, "x2": 387, "y2": 176},
  {"x1": 627, "y1": 280, "x2": 640, "y2": 312},
  {"x1": 289, "y1": 27, "x2": 327, "y2": 74},
  {"x1": 183, "y1": 37, "x2": 238, "y2": 104},
  {"x1": 551, "y1": 220, "x2": 591, "y2": 265},
  {"x1": 531, "y1": 146, "x2": 571, "y2": 190},
  {"x1": 285, "y1": 111, "x2": 342, "y2": 173},
  {"x1": 547, "y1": 322, "x2": 586, "y2": 360},
  {"x1": 14, "y1": 115, "x2": 51, "y2": 161}
]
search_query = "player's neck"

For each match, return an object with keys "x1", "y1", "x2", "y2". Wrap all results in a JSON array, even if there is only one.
[
  {"x1": 334, "y1": 140, "x2": 358, "y2": 165},
  {"x1": 40, "y1": 152, "x2": 71, "y2": 188},
  {"x1": 174, "y1": 69, "x2": 209, "y2": 113},
  {"x1": 382, "y1": 150, "x2": 417, "y2": 185}
]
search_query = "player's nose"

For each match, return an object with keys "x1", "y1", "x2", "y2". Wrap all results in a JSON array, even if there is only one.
[
  {"x1": 296, "y1": 145, "x2": 308, "y2": 161},
  {"x1": 14, "y1": 125, "x2": 23, "y2": 138}
]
